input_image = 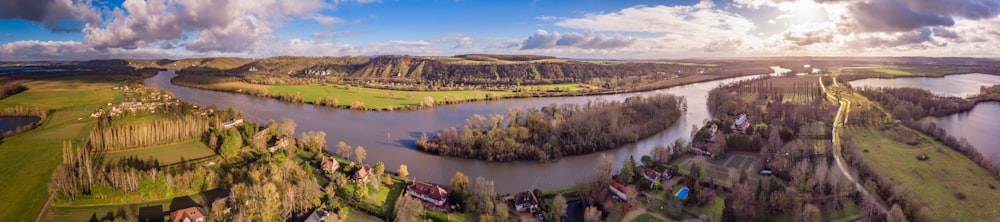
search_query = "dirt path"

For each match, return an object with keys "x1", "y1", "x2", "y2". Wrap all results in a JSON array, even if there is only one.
[
  {"x1": 34, "y1": 192, "x2": 54, "y2": 222},
  {"x1": 829, "y1": 91, "x2": 887, "y2": 215}
]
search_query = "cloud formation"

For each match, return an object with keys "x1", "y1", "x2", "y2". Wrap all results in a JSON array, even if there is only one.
[
  {"x1": 82, "y1": 0, "x2": 329, "y2": 52},
  {"x1": 521, "y1": 30, "x2": 636, "y2": 50},
  {"x1": 0, "y1": 0, "x2": 101, "y2": 32}
]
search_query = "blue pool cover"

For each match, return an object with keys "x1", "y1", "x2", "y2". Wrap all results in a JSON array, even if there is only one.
[{"x1": 676, "y1": 187, "x2": 690, "y2": 199}]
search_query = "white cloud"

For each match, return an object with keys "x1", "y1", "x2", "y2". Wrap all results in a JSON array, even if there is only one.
[{"x1": 82, "y1": 0, "x2": 330, "y2": 52}]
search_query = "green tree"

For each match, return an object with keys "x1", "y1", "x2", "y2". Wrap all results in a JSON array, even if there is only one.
[
  {"x1": 355, "y1": 146, "x2": 367, "y2": 165},
  {"x1": 450, "y1": 172, "x2": 470, "y2": 210},
  {"x1": 373, "y1": 161, "x2": 385, "y2": 178},
  {"x1": 220, "y1": 131, "x2": 242, "y2": 159},
  {"x1": 353, "y1": 183, "x2": 369, "y2": 203},
  {"x1": 618, "y1": 155, "x2": 637, "y2": 184}
]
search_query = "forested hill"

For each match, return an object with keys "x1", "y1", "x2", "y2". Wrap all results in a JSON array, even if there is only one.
[{"x1": 129, "y1": 55, "x2": 770, "y2": 86}]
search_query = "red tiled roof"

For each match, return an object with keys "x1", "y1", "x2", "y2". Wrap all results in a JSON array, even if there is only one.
[
  {"x1": 643, "y1": 168, "x2": 660, "y2": 179},
  {"x1": 609, "y1": 180, "x2": 627, "y2": 193},
  {"x1": 408, "y1": 181, "x2": 448, "y2": 202},
  {"x1": 170, "y1": 207, "x2": 206, "y2": 222}
]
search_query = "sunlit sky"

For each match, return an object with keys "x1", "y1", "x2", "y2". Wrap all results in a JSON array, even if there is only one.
[{"x1": 2, "y1": 0, "x2": 1000, "y2": 60}]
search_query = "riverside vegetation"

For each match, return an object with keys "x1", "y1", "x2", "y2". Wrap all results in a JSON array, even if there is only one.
[{"x1": 416, "y1": 94, "x2": 685, "y2": 161}]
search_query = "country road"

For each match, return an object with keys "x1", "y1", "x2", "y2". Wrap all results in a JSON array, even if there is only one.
[{"x1": 822, "y1": 76, "x2": 887, "y2": 215}]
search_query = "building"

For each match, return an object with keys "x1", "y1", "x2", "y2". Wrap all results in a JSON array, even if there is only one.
[
  {"x1": 642, "y1": 168, "x2": 661, "y2": 183},
  {"x1": 352, "y1": 165, "x2": 371, "y2": 183},
  {"x1": 170, "y1": 207, "x2": 206, "y2": 222},
  {"x1": 304, "y1": 208, "x2": 330, "y2": 222},
  {"x1": 731, "y1": 113, "x2": 751, "y2": 134},
  {"x1": 609, "y1": 181, "x2": 628, "y2": 201},
  {"x1": 267, "y1": 136, "x2": 290, "y2": 152},
  {"x1": 513, "y1": 191, "x2": 539, "y2": 213},
  {"x1": 222, "y1": 118, "x2": 244, "y2": 128},
  {"x1": 321, "y1": 156, "x2": 340, "y2": 174},
  {"x1": 407, "y1": 180, "x2": 449, "y2": 206}
]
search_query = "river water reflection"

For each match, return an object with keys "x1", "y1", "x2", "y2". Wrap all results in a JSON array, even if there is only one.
[{"x1": 148, "y1": 69, "x2": 785, "y2": 192}]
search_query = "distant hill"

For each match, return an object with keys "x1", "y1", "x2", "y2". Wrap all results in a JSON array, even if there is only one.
[{"x1": 155, "y1": 55, "x2": 761, "y2": 86}]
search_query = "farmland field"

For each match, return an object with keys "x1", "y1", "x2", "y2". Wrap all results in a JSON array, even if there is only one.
[
  {"x1": 102, "y1": 140, "x2": 215, "y2": 165},
  {"x1": 267, "y1": 84, "x2": 512, "y2": 109},
  {"x1": 0, "y1": 76, "x2": 121, "y2": 221}
]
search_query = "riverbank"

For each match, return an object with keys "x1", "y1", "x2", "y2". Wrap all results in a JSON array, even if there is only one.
[{"x1": 169, "y1": 70, "x2": 765, "y2": 111}]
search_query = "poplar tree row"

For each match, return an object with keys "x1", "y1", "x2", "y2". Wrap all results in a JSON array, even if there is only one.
[{"x1": 88, "y1": 116, "x2": 210, "y2": 151}]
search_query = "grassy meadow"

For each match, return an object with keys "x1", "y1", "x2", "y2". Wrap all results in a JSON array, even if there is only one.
[
  {"x1": 102, "y1": 140, "x2": 214, "y2": 165},
  {"x1": 0, "y1": 75, "x2": 122, "y2": 221},
  {"x1": 847, "y1": 127, "x2": 1000, "y2": 221},
  {"x1": 267, "y1": 84, "x2": 513, "y2": 109}
]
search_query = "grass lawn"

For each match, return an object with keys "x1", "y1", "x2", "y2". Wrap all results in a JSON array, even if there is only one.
[
  {"x1": 340, "y1": 176, "x2": 406, "y2": 218},
  {"x1": 346, "y1": 207, "x2": 386, "y2": 222},
  {"x1": 822, "y1": 201, "x2": 861, "y2": 222},
  {"x1": 102, "y1": 140, "x2": 215, "y2": 165},
  {"x1": 42, "y1": 189, "x2": 227, "y2": 222},
  {"x1": 0, "y1": 76, "x2": 121, "y2": 221},
  {"x1": 632, "y1": 213, "x2": 666, "y2": 222},
  {"x1": 871, "y1": 68, "x2": 913, "y2": 75},
  {"x1": 847, "y1": 127, "x2": 1000, "y2": 221},
  {"x1": 695, "y1": 196, "x2": 725, "y2": 221},
  {"x1": 518, "y1": 83, "x2": 599, "y2": 92},
  {"x1": 424, "y1": 210, "x2": 469, "y2": 222},
  {"x1": 267, "y1": 84, "x2": 511, "y2": 109}
]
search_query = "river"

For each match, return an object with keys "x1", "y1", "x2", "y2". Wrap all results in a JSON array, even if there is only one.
[
  {"x1": 147, "y1": 68, "x2": 785, "y2": 193},
  {"x1": 848, "y1": 73, "x2": 1000, "y2": 164}
]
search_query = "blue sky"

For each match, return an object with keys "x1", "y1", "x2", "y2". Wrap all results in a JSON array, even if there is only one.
[{"x1": 2, "y1": 0, "x2": 1000, "y2": 60}]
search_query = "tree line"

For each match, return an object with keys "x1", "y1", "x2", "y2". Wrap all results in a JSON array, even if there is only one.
[
  {"x1": 88, "y1": 115, "x2": 211, "y2": 152},
  {"x1": 0, "y1": 83, "x2": 27, "y2": 100},
  {"x1": 417, "y1": 94, "x2": 685, "y2": 161}
]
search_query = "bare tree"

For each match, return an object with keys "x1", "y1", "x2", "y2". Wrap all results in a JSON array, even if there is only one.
[
  {"x1": 279, "y1": 118, "x2": 297, "y2": 137},
  {"x1": 584, "y1": 206, "x2": 602, "y2": 222},
  {"x1": 336, "y1": 141, "x2": 352, "y2": 158}
]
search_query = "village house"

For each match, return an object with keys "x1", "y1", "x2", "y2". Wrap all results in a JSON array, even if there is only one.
[
  {"x1": 642, "y1": 168, "x2": 661, "y2": 183},
  {"x1": 267, "y1": 136, "x2": 291, "y2": 152},
  {"x1": 304, "y1": 208, "x2": 330, "y2": 222},
  {"x1": 731, "y1": 113, "x2": 751, "y2": 134},
  {"x1": 320, "y1": 156, "x2": 340, "y2": 174},
  {"x1": 708, "y1": 123, "x2": 720, "y2": 141},
  {"x1": 407, "y1": 180, "x2": 449, "y2": 207},
  {"x1": 222, "y1": 118, "x2": 244, "y2": 128},
  {"x1": 690, "y1": 142, "x2": 712, "y2": 156},
  {"x1": 170, "y1": 207, "x2": 207, "y2": 222},
  {"x1": 513, "y1": 191, "x2": 539, "y2": 213},
  {"x1": 352, "y1": 165, "x2": 371, "y2": 183},
  {"x1": 609, "y1": 181, "x2": 628, "y2": 201}
]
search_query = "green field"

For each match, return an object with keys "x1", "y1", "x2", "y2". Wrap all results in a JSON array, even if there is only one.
[
  {"x1": 871, "y1": 68, "x2": 913, "y2": 75},
  {"x1": 41, "y1": 189, "x2": 227, "y2": 222},
  {"x1": 0, "y1": 76, "x2": 122, "y2": 221},
  {"x1": 631, "y1": 214, "x2": 666, "y2": 222},
  {"x1": 847, "y1": 127, "x2": 1000, "y2": 221},
  {"x1": 518, "y1": 83, "x2": 598, "y2": 92},
  {"x1": 102, "y1": 140, "x2": 215, "y2": 165},
  {"x1": 267, "y1": 84, "x2": 512, "y2": 109}
]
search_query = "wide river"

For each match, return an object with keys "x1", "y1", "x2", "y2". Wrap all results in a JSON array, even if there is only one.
[
  {"x1": 848, "y1": 73, "x2": 1000, "y2": 164},
  {"x1": 148, "y1": 69, "x2": 785, "y2": 193}
]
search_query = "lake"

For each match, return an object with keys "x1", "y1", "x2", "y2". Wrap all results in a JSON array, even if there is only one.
[
  {"x1": 847, "y1": 73, "x2": 1000, "y2": 98},
  {"x1": 848, "y1": 73, "x2": 1000, "y2": 164},
  {"x1": 148, "y1": 68, "x2": 786, "y2": 193},
  {"x1": 0, "y1": 116, "x2": 40, "y2": 134},
  {"x1": 920, "y1": 102, "x2": 1000, "y2": 163}
]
